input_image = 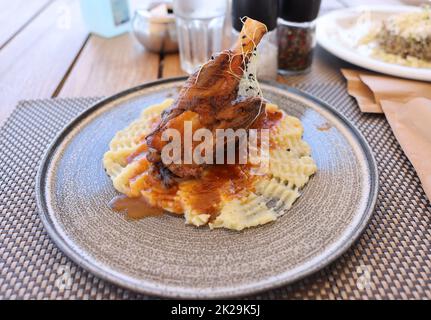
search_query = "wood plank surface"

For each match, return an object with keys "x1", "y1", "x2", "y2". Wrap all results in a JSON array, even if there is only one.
[
  {"x1": 58, "y1": 33, "x2": 160, "y2": 97},
  {"x1": 0, "y1": 0, "x2": 409, "y2": 127},
  {"x1": 0, "y1": 0, "x2": 88, "y2": 125},
  {"x1": 162, "y1": 54, "x2": 187, "y2": 78},
  {"x1": 0, "y1": 0, "x2": 52, "y2": 48}
]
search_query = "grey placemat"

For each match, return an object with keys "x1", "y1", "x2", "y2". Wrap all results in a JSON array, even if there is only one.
[{"x1": 1, "y1": 46, "x2": 430, "y2": 299}]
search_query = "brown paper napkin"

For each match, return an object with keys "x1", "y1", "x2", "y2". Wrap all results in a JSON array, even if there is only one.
[
  {"x1": 341, "y1": 69, "x2": 382, "y2": 113},
  {"x1": 341, "y1": 69, "x2": 431, "y2": 201}
]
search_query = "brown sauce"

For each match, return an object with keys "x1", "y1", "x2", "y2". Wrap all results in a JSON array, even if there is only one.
[
  {"x1": 113, "y1": 108, "x2": 279, "y2": 221},
  {"x1": 317, "y1": 122, "x2": 332, "y2": 132},
  {"x1": 182, "y1": 164, "x2": 255, "y2": 219},
  {"x1": 251, "y1": 109, "x2": 283, "y2": 129},
  {"x1": 179, "y1": 109, "x2": 278, "y2": 216},
  {"x1": 126, "y1": 143, "x2": 148, "y2": 164},
  {"x1": 109, "y1": 195, "x2": 164, "y2": 220}
]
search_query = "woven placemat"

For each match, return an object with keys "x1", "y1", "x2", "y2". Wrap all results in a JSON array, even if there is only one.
[{"x1": 0, "y1": 83, "x2": 429, "y2": 300}]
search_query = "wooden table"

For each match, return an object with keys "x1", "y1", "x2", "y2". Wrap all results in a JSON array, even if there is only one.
[{"x1": 0, "y1": 0, "x2": 404, "y2": 126}]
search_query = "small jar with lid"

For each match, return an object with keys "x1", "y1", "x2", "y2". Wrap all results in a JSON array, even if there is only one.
[
  {"x1": 231, "y1": 0, "x2": 279, "y2": 81},
  {"x1": 277, "y1": 0, "x2": 321, "y2": 75}
]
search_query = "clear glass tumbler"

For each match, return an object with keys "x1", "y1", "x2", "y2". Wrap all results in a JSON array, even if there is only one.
[{"x1": 173, "y1": 0, "x2": 228, "y2": 74}]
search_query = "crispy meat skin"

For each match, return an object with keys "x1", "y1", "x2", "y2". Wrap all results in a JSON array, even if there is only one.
[{"x1": 145, "y1": 18, "x2": 267, "y2": 181}]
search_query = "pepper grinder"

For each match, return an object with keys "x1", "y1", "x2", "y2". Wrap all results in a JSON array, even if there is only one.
[
  {"x1": 231, "y1": 0, "x2": 279, "y2": 81},
  {"x1": 277, "y1": 0, "x2": 321, "y2": 75}
]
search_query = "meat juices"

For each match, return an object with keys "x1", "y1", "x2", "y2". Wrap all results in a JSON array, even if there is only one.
[{"x1": 145, "y1": 18, "x2": 268, "y2": 185}]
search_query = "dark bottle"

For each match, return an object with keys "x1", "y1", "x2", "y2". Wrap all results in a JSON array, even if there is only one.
[
  {"x1": 278, "y1": 0, "x2": 321, "y2": 75},
  {"x1": 232, "y1": 0, "x2": 278, "y2": 32}
]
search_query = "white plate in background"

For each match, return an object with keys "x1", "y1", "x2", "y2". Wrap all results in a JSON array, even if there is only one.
[{"x1": 316, "y1": 5, "x2": 431, "y2": 81}]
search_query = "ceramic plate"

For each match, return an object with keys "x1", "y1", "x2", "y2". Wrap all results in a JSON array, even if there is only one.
[
  {"x1": 36, "y1": 78, "x2": 378, "y2": 298},
  {"x1": 316, "y1": 5, "x2": 431, "y2": 81}
]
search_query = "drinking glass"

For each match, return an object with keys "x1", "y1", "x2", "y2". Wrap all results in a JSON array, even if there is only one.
[{"x1": 173, "y1": 0, "x2": 228, "y2": 74}]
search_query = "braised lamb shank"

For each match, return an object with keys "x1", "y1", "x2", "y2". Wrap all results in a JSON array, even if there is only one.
[{"x1": 146, "y1": 18, "x2": 268, "y2": 184}]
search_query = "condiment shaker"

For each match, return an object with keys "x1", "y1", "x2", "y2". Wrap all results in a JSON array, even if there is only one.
[
  {"x1": 231, "y1": 0, "x2": 279, "y2": 81},
  {"x1": 277, "y1": 0, "x2": 321, "y2": 75}
]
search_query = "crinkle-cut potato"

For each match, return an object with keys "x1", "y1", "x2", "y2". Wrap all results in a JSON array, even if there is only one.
[
  {"x1": 268, "y1": 149, "x2": 317, "y2": 188},
  {"x1": 209, "y1": 193, "x2": 277, "y2": 231},
  {"x1": 103, "y1": 99, "x2": 173, "y2": 196},
  {"x1": 103, "y1": 99, "x2": 317, "y2": 231}
]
